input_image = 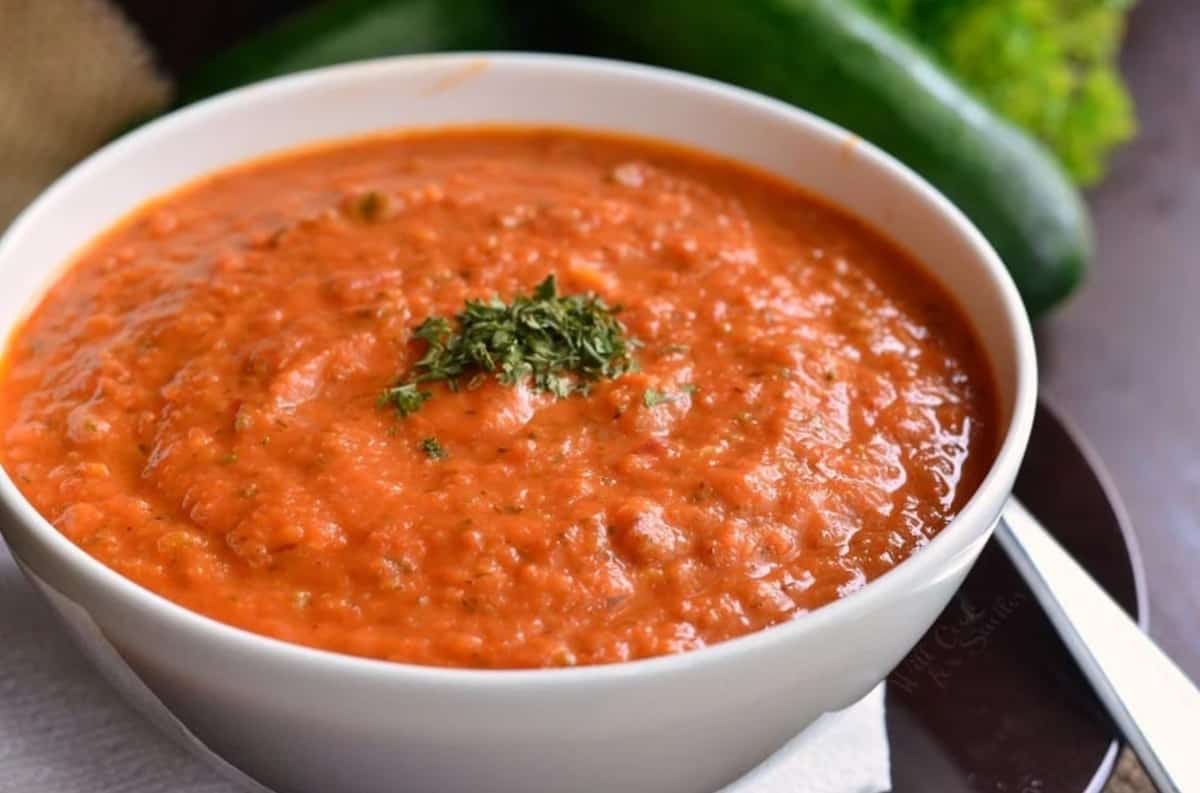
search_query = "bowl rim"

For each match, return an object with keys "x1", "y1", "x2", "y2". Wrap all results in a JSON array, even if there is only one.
[{"x1": 0, "y1": 51, "x2": 1037, "y2": 688}]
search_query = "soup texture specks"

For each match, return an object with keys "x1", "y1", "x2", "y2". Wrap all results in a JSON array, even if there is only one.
[{"x1": 0, "y1": 129, "x2": 996, "y2": 668}]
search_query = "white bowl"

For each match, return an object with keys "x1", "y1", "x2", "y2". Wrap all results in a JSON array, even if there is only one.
[{"x1": 0, "y1": 53, "x2": 1036, "y2": 793}]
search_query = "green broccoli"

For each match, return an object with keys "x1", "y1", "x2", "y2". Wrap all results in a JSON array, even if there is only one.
[{"x1": 862, "y1": 0, "x2": 1137, "y2": 185}]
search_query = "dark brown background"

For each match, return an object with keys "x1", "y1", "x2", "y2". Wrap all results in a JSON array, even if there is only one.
[{"x1": 1042, "y1": 0, "x2": 1200, "y2": 682}]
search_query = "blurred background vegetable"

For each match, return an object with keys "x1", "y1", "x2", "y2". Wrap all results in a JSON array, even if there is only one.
[
  {"x1": 862, "y1": 0, "x2": 1136, "y2": 185},
  {"x1": 177, "y1": 0, "x2": 516, "y2": 104}
]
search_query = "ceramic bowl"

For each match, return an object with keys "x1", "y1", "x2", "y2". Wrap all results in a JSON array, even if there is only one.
[{"x1": 0, "y1": 53, "x2": 1036, "y2": 793}]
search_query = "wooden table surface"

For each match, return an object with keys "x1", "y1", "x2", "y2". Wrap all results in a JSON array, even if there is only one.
[{"x1": 1041, "y1": 0, "x2": 1200, "y2": 681}]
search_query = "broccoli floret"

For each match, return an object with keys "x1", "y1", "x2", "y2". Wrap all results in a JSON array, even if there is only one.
[{"x1": 863, "y1": 0, "x2": 1137, "y2": 185}]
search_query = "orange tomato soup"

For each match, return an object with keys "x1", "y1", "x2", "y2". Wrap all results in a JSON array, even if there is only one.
[{"x1": 0, "y1": 129, "x2": 996, "y2": 668}]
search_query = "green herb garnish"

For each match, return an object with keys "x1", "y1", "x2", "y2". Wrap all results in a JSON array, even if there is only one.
[
  {"x1": 379, "y1": 383, "x2": 431, "y2": 417},
  {"x1": 381, "y1": 275, "x2": 636, "y2": 415},
  {"x1": 420, "y1": 437, "x2": 446, "y2": 460},
  {"x1": 643, "y1": 384, "x2": 698, "y2": 408}
]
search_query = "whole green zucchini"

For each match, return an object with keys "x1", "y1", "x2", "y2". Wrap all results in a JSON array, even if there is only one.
[
  {"x1": 177, "y1": 0, "x2": 516, "y2": 105},
  {"x1": 547, "y1": 0, "x2": 1092, "y2": 317}
]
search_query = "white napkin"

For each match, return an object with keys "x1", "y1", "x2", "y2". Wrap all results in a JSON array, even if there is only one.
[
  {"x1": 0, "y1": 541, "x2": 890, "y2": 793},
  {"x1": 722, "y1": 685, "x2": 890, "y2": 793}
]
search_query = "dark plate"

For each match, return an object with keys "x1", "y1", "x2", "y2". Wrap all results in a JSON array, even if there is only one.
[{"x1": 887, "y1": 398, "x2": 1146, "y2": 793}]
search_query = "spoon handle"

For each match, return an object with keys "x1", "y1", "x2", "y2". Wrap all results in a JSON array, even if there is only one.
[{"x1": 997, "y1": 499, "x2": 1200, "y2": 793}]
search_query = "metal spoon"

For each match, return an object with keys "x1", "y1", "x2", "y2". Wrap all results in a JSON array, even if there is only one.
[{"x1": 997, "y1": 499, "x2": 1200, "y2": 793}]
